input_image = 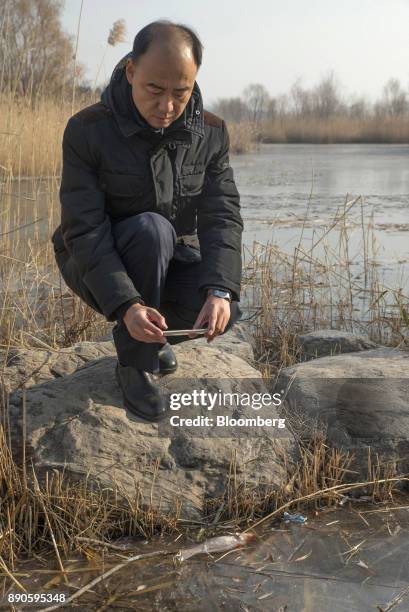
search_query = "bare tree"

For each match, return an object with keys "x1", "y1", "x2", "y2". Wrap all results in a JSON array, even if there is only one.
[
  {"x1": 312, "y1": 71, "x2": 342, "y2": 119},
  {"x1": 348, "y1": 95, "x2": 369, "y2": 120},
  {"x1": 275, "y1": 93, "x2": 290, "y2": 118},
  {"x1": 266, "y1": 97, "x2": 278, "y2": 121},
  {"x1": 380, "y1": 78, "x2": 408, "y2": 116},
  {"x1": 0, "y1": 0, "x2": 82, "y2": 97},
  {"x1": 211, "y1": 96, "x2": 248, "y2": 123},
  {"x1": 290, "y1": 77, "x2": 314, "y2": 117},
  {"x1": 242, "y1": 83, "x2": 270, "y2": 123},
  {"x1": 211, "y1": 70, "x2": 409, "y2": 131}
]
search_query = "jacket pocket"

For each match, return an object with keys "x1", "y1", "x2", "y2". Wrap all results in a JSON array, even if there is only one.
[
  {"x1": 99, "y1": 172, "x2": 145, "y2": 198},
  {"x1": 179, "y1": 167, "x2": 205, "y2": 197},
  {"x1": 99, "y1": 172, "x2": 150, "y2": 218}
]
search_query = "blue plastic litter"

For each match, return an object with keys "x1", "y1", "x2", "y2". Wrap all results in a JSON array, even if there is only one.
[{"x1": 283, "y1": 511, "x2": 307, "y2": 523}]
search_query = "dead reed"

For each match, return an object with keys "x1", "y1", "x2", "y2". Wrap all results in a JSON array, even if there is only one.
[
  {"x1": 227, "y1": 121, "x2": 258, "y2": 153},
  {"x1": 2, "y1": 97, "x2": 409, "y2": 178},
  {"x1": 0, "y1": 420, "x2": 181, "y2": 570},
  {"x1": 241, "y1": 195, "x2": 409, "y2": 375},
  {"x1": 0, "y1": 95, "x2": 71, "y2": 177},
  {"x1": 226, "y1": 115, "x2": 409, "y2": 150},
  {"x1": 259, "y1": 115, "x2": 409, "y2": 144}
]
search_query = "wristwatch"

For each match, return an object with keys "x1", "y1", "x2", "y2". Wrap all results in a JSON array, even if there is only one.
[{"x1": 207, "y1": 288, "x2": 232, "y2": 302}]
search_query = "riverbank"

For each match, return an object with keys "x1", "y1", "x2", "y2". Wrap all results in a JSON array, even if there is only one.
[{"x1": 1, "y1": 322, "x2": 409, "y2": 608}]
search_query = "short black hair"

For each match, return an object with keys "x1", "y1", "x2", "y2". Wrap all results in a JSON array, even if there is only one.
[{"x1": 131, "y1": 20, "x2": 203, "y2": 68}]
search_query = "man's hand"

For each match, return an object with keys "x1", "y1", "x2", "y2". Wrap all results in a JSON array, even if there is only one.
[
  {"x1": 189, "y1": 295, "x2": 230, "y2": 343},
  {"x1": 123, "y1": 303, "x2": 168, "y2": 344}
]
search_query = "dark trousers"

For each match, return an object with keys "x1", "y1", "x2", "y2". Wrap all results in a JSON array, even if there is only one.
[{"x1": 60, "y1": 212, "x2": 242, "y2": 373}]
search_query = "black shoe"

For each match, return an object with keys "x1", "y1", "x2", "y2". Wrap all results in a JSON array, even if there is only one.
[
  {"x1": 158, "y1": 342, "x2": 178, "y2": 375},
  {"x1": 115, "y1": 362, "x2": 168, "y2": 422}
]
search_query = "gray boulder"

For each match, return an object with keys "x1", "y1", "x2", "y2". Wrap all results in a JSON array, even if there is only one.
[
  {"x1": 298, "y1": 329, "x2": 378, "y2": 360},
  {"x1": 2, "y1": 340, "x2": 116, "y2": 392},
  {"x1": 4, "y1": 324, "x2": 293, "y2": 520},
  {"x1": 277, "y1": 347, "x2": 409, "y2": 483}
]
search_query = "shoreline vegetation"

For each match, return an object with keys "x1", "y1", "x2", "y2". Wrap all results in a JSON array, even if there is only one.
[
  {"x1": 1, "y1": 93, "x2": 409, "y2": 176},
  {"x1": 214, "y1": 73, "x2": 409, "y2": 152},
  {"x1": 228, "y1": 115, "x2": 409, "y2": 153}
]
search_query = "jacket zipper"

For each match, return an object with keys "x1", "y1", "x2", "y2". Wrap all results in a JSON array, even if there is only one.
[{"x1": 167, "y1": 142, "x2": 178, "y2": 223}]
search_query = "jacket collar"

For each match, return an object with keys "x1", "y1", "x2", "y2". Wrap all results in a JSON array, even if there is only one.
[{"x1": 101, "y1": 52, "x2": 204, "y2": 142}]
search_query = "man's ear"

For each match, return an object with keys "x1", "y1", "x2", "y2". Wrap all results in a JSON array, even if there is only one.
[{"x1": 125, "y1": 59, "x2": 135, "y2": 85}]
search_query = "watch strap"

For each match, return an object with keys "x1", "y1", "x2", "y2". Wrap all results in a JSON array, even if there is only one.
[{"x1": 207, "y1": 288, "x2": 232, "y2": 302}]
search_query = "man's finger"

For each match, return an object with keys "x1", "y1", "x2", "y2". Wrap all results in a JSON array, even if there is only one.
[
  {"x1": 137, "y1": 333, "x2": 163, "y2": 344},
  {"x1": 140, "y1": 329, "x2": 167, "y2": 343},
  {"x1": 206, "y1": 312, "x2": 217, "y2": 337},
  {"x1": 218, "y1": 314, "x2": 229, "y2": 334},
  {"x1": 193, "y1": 309, "x2": 208, "y2": 329},
  {"x1": 143, "y1": 320, "x2": 167, "y2": 338},
  {"x1": 188, "y1": 320, "x2": 203, "y2": 337},
  {"x1": 147, "y1": 309, "x2": 168, "y2": 329},
  {"x1": 219, "y1": 320, "x2": 227, "y2": 334},
  {"x1": 188, "y1": 310, "x2": 207, "y2": 337}
]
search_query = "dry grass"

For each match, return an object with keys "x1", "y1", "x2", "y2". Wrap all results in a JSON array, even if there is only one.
[
  {"x1": 1, "y1": 95, "x2": 68, "y2": 177},
  {"x1": 204, "y1": 434, "x2": 352, "y2": 526},
  {"x1": 2, "y1": 95, "x2": 408, "y2": 179},
  {"x1": 0, "y1": 421, "x2": 181, "y2": 570},
  {"x1": 205, "y1": 432, "x2": 407, "y2": 533},
  {"x1": 259, "y1": 115, "x2": 409, "y2": 144},
  {"x1": 0, "y1": 239, "x2": 109, "y2": 355},
  {"x1": 227, "y1": 121, "x2": 258, "y2": 153},
  {"x1": 226, "y1": 115, "x2": 409, "y2": 149},
  {"x1": 241, "y1": 195, "x2": 409, "y2": 376}
]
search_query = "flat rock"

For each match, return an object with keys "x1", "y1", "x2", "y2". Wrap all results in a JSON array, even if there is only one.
[
  {"x1": 5, "y1": 324, "x2": 293, "y2": 520},
  {"x1": 1, "y1": 341, "x2": 116, "y2": 393},
  {"x1": 298, "y1": 329, "x2": 378, "y2": 360},
  {"x1": 276, "y1": 347, "x2": 409, "y2": 483}
]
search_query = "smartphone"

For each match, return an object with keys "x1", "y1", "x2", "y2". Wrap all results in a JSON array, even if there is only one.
[{"x1": 163, "y1": 328, "x2": 208, "y2": 337}]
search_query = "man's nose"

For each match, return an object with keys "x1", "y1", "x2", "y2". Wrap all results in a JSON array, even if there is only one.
[{"x1": 158, "y1": 96, "x2": 174, "y2": 116}]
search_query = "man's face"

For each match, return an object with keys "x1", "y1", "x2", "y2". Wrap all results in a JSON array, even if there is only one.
[{"x1": 126, "y1": 42, "x2": 198, "y2": 129}]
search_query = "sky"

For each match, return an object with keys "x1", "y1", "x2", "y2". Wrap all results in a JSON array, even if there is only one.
[{"x1": 62, "y1": 0, "x2": 409, "y2": 107}]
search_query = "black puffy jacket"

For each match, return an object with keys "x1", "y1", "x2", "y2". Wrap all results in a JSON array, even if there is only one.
[{"x1": 51, "y1": 54, "x2": 243, "y2": 321}]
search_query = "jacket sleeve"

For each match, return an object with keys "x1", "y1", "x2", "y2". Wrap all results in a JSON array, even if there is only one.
[
  {"x1": 59, "y1": 116, "x2": 142, "y2": 320},
  {"x1": 197, "y1": 121, "x2": 243, "y2": 302}
]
